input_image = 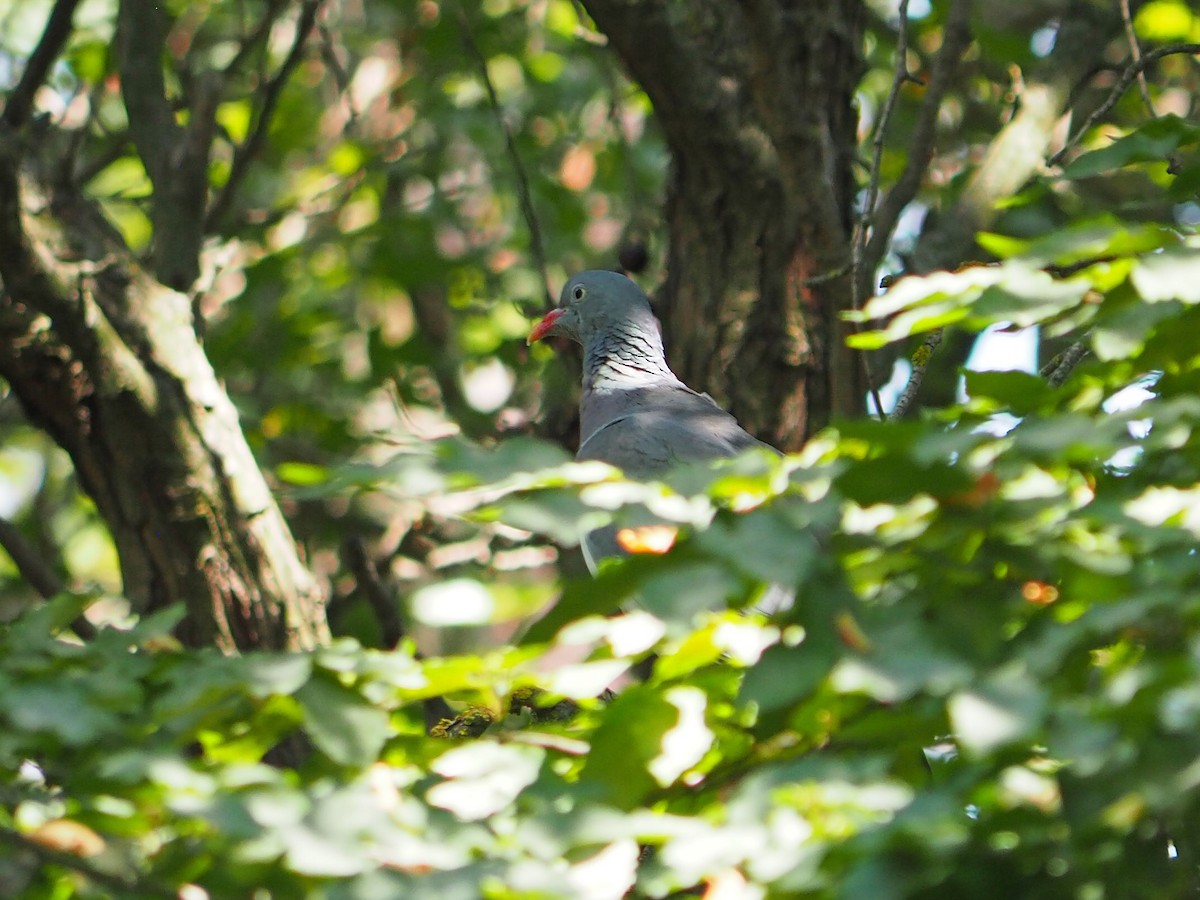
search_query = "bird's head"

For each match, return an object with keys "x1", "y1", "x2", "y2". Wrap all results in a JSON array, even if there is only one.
[{"x1": 527, "y1": 270, "x2": 654, "y2": 346}]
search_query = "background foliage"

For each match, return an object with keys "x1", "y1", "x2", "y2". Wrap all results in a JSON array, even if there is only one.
[{"x1": 2, "y1": 0, "x2": 1200, "y2": 897}]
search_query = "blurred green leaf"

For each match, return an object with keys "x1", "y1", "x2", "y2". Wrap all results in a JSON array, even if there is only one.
[
  {"x1": 295, "y1": 674, "x2": 390, "y2": 767},
  {"x1": 1064, "y1": 115, "x2": 1200, "y2": 179},
  {"x1": 427, "y1": 743, "x2": 544, "y2": 820}
]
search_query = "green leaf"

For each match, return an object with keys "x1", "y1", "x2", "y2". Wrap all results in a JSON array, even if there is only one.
[
  {"x1": 636, "y1": 560, "x2": 742, "y2": 621},
  {"x1": 851, "y1": 261, "x2": 1090, "y2": 347},
  {"x1": 963, "y1": 369, "x2": 1054, "y2": 415},
  {"x1": 1131, "y1": 248, "x2": 1200, "y2": 304},
  {"x1": 1064, "y1": 115, "x2": 1200, "y2": 178},
  {"x1": 427, "y1": 743, "x2": 544, "y2": 820},
  {"x1": 580, "y1": 685, "x2": 690, "y2": 809},
  {"x1": 979, "y1": 219, "x2": 1176, "y2": 266},
  {"x1": 275, "y1": 461, "x2": 331, "y2": 486},
  {"x1": 1, "y1": 680, "x2": 116, "y2": 745},
  {"x1": 295, "y1": 674, "x2": 390, "y2": 767},
  {"x1": 948, "y1": 666, "x2": 1047, "y2": 755},
  {"x1": 242, "y1": 653, "x2": 314, "y2": 698},
  {"x1": 739, "y1": 641, "x2": 836, "y2": 715}
]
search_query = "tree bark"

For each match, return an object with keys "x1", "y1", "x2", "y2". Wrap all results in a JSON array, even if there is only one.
[
  {"x1": 582, "y1": 0, "x2": 865, "y2": 450},
  {"x1": 0, "y1": 125, "x2": 328, "y2": 652}
]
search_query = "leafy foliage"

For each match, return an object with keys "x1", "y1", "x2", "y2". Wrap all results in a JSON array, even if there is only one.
[
  {"x1": 3, "y1": 0, "x2": 1200, "y2": 897},
  {"x1": 9, "y1": 228, "x2": 1200, "y2": 892}
]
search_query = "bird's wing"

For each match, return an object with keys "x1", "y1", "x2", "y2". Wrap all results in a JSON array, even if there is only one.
[
  {"x1": 577, "y1": 385, "x2": 771, "y2": 477},
  {"x1": 576, "y1": 384, "x2": 778, "y2": 579}
]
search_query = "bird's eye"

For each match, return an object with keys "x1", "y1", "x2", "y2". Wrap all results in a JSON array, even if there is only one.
[{"x1": 572, "y1": 285, "x2": 586, "y2": 301}]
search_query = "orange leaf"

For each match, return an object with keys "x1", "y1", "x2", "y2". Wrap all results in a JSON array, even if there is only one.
[{"x1": 28, "y1": 819, "x2": 105, "y2": 857}]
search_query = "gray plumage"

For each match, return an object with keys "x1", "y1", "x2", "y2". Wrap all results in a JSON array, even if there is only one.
[{"x1": 530, "y1": 270, "x2": 778, "y2": 573}]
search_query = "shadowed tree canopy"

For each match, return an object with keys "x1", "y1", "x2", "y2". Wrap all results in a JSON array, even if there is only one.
[{"x1": 2, "y1": 0, "x2": 1200, "y2": 896}]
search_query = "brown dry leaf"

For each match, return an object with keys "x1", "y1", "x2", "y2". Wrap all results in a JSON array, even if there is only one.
[{"x1": 28, "y1": 819, "x2": 106, "y2": 857}]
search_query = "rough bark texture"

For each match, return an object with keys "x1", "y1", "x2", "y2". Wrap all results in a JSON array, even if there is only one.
[
  {"x1": 582, "y1": 0, "x2": 864, "y2": 450},
  {"x1": 0, "y1": 125, "x2": 328, "y2": 652}
]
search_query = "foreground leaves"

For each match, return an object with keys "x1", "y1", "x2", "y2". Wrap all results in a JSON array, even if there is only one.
[
  {"x1": 6, "y1": 225, "x2": 1200, "y2": 897},
  {"x1": 6, "y1": 330, "x2": 1200, "y2": 899}
]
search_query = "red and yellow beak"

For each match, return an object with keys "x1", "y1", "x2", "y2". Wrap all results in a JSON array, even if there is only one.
[{"x1": 527, "y1": 308, "x2": 565, "y2": 344}]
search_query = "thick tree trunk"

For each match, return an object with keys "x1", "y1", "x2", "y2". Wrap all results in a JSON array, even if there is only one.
[
  {"x1": 583, "y1": 0, "x2": 865, "y2": 450},
  {"x1": 0, "y1": 127, "x2": 328, "y2": 651}
]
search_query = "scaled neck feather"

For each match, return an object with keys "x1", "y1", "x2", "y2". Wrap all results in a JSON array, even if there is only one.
[
  {"x1": 582, "y1": 319, "x2": 677, "y2": 395},
  {"x1": 578, "y1": 318, "x2": 682, "y2": 444}
]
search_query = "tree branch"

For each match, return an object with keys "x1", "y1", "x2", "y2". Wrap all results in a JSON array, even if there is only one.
[
  {"x1": 1048, "y1": 43, "x2": 1200, "y2": 167},
  {"x1": 888, "y1": 329, "x2": 943, "y2": 420},
  {"x1": 912, "y1": 3, "x2": 1125, "y2": 274},
  {"x1": 205, "y1": 0, "x2": 323, "y2": 232},
  {"x1": 0, "y1": 515, "x2": 64, "y2": 598},
  {"x1": 0, "y1": 515, "x2": 98, "y2": 639},
  {"x1": 0, "y1": 130, "x2": 328, "y2": 651},
  {"x1": 453, "y1": 1, "x2": 552, "y2": 313},
  {"x1": 221, "y1": 0, "x2": 290, "y2": 81},
  {"x1": 343, "y1": 535, "x2": 404, "y2": 649},
  {"x1": 1, "y1": 0, "x2": 82, "y2": 128},
  {"x1": 115, "y1": 1, "x2": 221, "y2": 290},
  {"x1": 885, "y1": 4, "x2": 1129, "y2": 416},
  {"x1": 1041, "y1": 339, "x2": 1090, "y2": 387},
  {"x1": 853, "y1": 0, "x2": 911, "y2": 420},
  {"x1": 1119, "y1": 0, "x2": 1156, "y2": 117},
  {"x1": 855, "y1": 0, "x2": 911, "y2": 285},
  {"x1": 115, "y1": 1, "x2": 180, "y2": 188},
  {"x1": 861, "y1": 0, "x2": 972, "y2": 281}
]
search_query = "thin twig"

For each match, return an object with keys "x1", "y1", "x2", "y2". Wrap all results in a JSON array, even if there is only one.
[
  {"x1": 0, "y1": 516, "x2": 95, "y2": 638},
  {"x1": 453, "y1": 1, "x2": 553, "y2": 314},
  {"x1": 854, "y1": 0, "x2": 910, "y2": 290},
  {"x1": 0, "y1": 826, "x2": 176, "y2": 899},
  {"x1": 1119, "y1": 0, "x2": 1156, "y2": 116},
  {"x1": 801, "y1": 263, "x2": 851, "y2": 287},
  {"x1": 850, "y1": 0, "x2": 971, "y2": 421},
  {"x1": 851, "y1": 0, "x2": 910, "y2": 420},
  {"x1": 316, "y1": 23, "x2": 353, "y2": 95},
  {"x1": 861, "y1": 0, "x2": 973, "y2": 284},
  {"x1": 0, "y1": 516, "x2": 64, "y2": 598},
  {"x1": 206, "y1": 0, "x2": 323, "y2": 231},
  {"x1": 1040, "y1": 340, "x2": 1090, "y2": 388},
  {"x1": 888, "y1": 329, "x2": 943, "y2": 420},
  {"x1": 342, "y1": 535, "x2": 404, "y2": 649},
  {"x1": 221, "y1": 0, "x2": 289, "y2": 81},
  {"x1": 1049, "y1": 43, "x2": 1200, "y2": 167},
  {"x1": 1, "y1": 0, "x2": 81, "y2": 128},
  {"x1": 573, "y1": 0, "x2": 637, "y2": 216}
]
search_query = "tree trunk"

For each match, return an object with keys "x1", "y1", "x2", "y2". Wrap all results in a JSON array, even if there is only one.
[
  {"x1": 583, "y1": 0, "x2": 865, "y2": 450},
  {"x1": 0, "y1": 127, "x2": 328, "y2": 652}
]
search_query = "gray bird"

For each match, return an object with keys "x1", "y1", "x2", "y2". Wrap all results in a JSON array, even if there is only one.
[{"x1": 529, "y1": 270, "x2": 779, "y2": 575}]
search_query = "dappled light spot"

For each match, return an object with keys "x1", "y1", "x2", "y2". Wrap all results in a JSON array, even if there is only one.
[
  {"x1": 648, "y1": 687, "x2": 714, "y2": 788},
  {"x1": 411, "y1": 578, "x2": 494, "y2": 626},
  {"x1": 560, "y1": 145, "x2": 597, "y2": 191},
  {"x1": 616, "y1": 524, "x2": 678, "y2": 555},
  {"x1": 427, "y1": 743, "x2": 543, "y2": 821},
  {"x1": 1125, "y1": 486, "x2": 1200, "y2": 534},
  {"x1": 460, "y1": 358, "x2": 515, "y2": 412},
  {"x1": 1022, "y1": 580, "x2": 1059, "y2": 605}
]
